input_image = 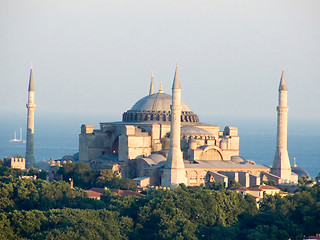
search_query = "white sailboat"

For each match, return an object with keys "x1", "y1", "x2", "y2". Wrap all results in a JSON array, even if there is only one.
[{"x1": 10, "y1": 128, "x2": 26, "y2": 143}]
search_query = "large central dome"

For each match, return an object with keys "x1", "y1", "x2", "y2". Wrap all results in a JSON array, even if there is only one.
[
  {"x1": 131, "y1": 92, "x2": 191, "y2": 112},
  {"x1": 122, "y1": 91, "x2": 199, "y2": 123}
]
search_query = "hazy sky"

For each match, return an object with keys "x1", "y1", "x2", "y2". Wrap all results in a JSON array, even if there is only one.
[{"x1": 1, "y1": 0, "x2": 320, "y2": 126}]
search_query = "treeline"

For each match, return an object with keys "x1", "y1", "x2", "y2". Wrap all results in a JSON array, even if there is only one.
[
  {"x1": 0, "y1": 161, "x2": 138, "y2": 191},
  {"x1": 0, "y1": 208, "x2": 132, "y2": 240},
  {"x1": 0, "y1": 179, "x2": 255, "y2": 240},
  {"x1": 0, "y1": 164, "x2": 46, "y2": 181},
  {"x1": 0, "y1": 178, "x2": 105, "y2": 212},
  {"x1": 57, "y1": 162, "x2": 138, "y2": 190},
  {"x1": 1, "y1": 176, "x2": 319, "y2": 239},
  {"x1": 0, "y1": 164, "x2": 319, "y2": 239},
  {"x1": 101, "y1": 185, "x2": 320, "y2": 239}
]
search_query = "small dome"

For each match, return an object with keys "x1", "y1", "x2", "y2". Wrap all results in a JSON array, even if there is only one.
[
  {"x1": 181, "y1": 125, "x2": 213, "y2": 136},
  {"x1": 231, "y1": 156, "x2": 245, "y2": 164},
  {"x1": 241, "y1": 159, "x2": 256, "y2": 165},
  {"x1": 131, "y1": 92, "x2": 190, "y2": 112},
  {"x1": 292, "y1": 167, "x2": 310, "y2": 179},
  {"x1": 148, "y1": 153, "x2": 166, "y2": 164}
]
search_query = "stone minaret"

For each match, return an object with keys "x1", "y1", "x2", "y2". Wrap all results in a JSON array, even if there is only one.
[
  {"x1": 25, "y1": 64, "x2": 36, "y2": 167},
  {"x1": 149, "y1": 72, "x2": 154, "y2": 95},
  {"x1": 162, "y1": 65, "x2": 186, "y2": 188},
  {"x1": 271, "y1": 69, "x2": 292, "y2": 182}
]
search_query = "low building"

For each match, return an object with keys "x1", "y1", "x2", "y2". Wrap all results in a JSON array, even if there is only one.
[
  {"x1": 4, "y1": 157, "x2": 26, "y2": 170},
  {"x1": 304, "y1": 234, "x2": 320, "y2": 240},
  {"x1": 47, "y1": 157, "x2": 73, "y2": 181},
  {"x1": 230, "y1": 185, "x2": 282, "y2": 202},
  {"x1": 133, "y1": 176, "x2": 151, "y2": 188}
]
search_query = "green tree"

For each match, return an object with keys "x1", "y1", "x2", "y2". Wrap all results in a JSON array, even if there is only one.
[{"x1": 0, "y1": 213, "x2": 17, "y2": 240}]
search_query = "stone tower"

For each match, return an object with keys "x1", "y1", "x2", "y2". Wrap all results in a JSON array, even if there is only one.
[
  {"x1": 271, "y1": 69, "x2": 292, "y2": 182},
  {"x1": 25, "y1": 64, "x2": 36, "y2": 167},
  {"x1": 162, "y1": 65, "x2": 186, "y2": 188}
]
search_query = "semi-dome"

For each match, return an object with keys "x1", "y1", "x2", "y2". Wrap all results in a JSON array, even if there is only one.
[{"x1": 122, "y1": 91, "x2": 199, "y2": 123}]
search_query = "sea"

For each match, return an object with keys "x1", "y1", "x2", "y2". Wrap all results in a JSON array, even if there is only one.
[{"x1": 1, "y1": 113, "x2": 319, "y2": 178}]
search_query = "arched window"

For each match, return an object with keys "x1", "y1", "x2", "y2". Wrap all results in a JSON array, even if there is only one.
[
  {"x1": 199, "y1": 171, "x2": 207, "y2": 184},
  {"x1": 190, "y1": 171, "x2": 198, "y2": 184},
  {"x1": 112, "y1": 136, "x2": 119, "y2": 154}
]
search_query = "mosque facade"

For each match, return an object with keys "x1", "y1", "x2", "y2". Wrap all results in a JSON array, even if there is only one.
[{"x1": 78, "y1": 67, "x2": 299, "y2": 188}]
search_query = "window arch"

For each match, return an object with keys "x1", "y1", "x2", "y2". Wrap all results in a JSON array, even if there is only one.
[
  {"x1": 189, "y1": 171, "x2": 198, "y2": 184},
  {"x1": 112, "y1": 136, "x2": 119, "y2": 154},
  {"x1": 199, "y1": 171, "x2": 208, "y2": 184}
]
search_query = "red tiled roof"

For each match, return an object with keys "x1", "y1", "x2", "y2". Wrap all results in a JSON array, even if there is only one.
[
  {"x1": 229, "y1": 185, "x2": 280, "y2": 192},
  {"x1": 232, "y1": 187, "x2": 248, "y2": 192},
  {"x1": 86, "y1": 189, "x2": 103, "y2": 199},
  {"x1": 89, "y1": 188, "x2": 105, "y2": 194},
  {"x1": 247, "y1": 185, "x2": 280, "y2": 191}
]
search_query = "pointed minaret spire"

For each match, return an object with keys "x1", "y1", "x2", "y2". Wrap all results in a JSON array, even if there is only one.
[
  {"x1": 271, "y1": 69, "x2": 296, "y2": 183},
  {"x1": 25, "y1": 64, "x2": 36, "y2": 168},
  {"x1": 172, "y1": 64, "x2": 181, "y2": 89},
  {"x1": 149, "y1": 72, "x2": 154, "y2": 95},
  {"x1": 162, "y1": 65, "x2": 186, "y2": 189},
  {"x1": 279, "y1": 67, "x2": 287, "y2": 91},
  {"x1": 159, "y1": 81, "x2": 164, "y2": 93},
  {"x1": 29, "y1": 63, "x2": 34, "y2": 91}
]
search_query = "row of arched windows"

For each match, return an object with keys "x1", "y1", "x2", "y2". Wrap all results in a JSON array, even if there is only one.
[{"x1": 122, "y1": 111, "x2": 199, "y2": 123}]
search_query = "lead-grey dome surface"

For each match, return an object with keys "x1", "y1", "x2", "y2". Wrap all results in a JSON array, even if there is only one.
[
  {"x1": 122, "y1": 92, "x2": 199, "y2": 123},
  {"x1": 291, "y1": 167, "x2": 310, "y2": 179},
  {"x1": 130, "y1": 92, "x2": 190, "y2": 112}
]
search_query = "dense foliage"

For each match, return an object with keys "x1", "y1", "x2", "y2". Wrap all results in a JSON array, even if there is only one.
[
  {"x1": 0, "y1": 209, "x2": 133, "y2": 240},
  {"x1": 57, "y1": 162, "x2": 138, "y2": 190},
  {"x1": 0, "y1": 178, "x2": 104, "y2": 212},
  {"x1": 0, "y1": 165, "x2": 46, "y2": 182},
  {"x1": 0, "y1": 168, "x2": 319, "y2": 239}
]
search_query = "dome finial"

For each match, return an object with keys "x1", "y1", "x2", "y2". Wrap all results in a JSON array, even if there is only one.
[
  {"x1": 149, "y1": 71, "x2": 154, "y2": 95},
  {"x1": 293, "y1": 157, "x2": 297, "y2": 167},
  {"x1": 159, "y1": 81, "x2": 164, "y2": 93}
]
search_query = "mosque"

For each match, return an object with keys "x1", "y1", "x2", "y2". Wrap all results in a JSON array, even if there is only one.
[
  {"x1": 21, "y1": 65, "x2": 307, "y2": 187},
  {"x1": 78, "y1": 66, "x2": 299, "y2": 188}
]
